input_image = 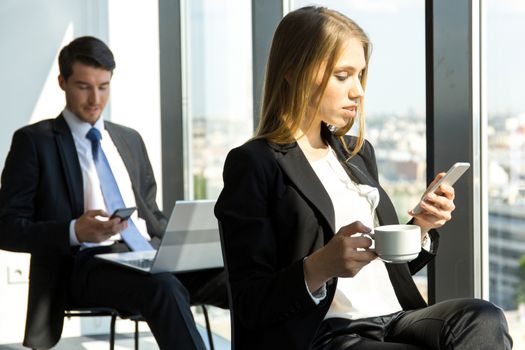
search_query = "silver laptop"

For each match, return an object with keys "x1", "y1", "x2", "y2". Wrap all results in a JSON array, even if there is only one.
[{"x1": 95, "y1": 200, "x2": 223, "y2": 273}]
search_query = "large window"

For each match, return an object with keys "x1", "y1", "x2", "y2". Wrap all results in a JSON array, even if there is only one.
[
  {"x1": 182, "y1": 0, "x2": 253, "y2": 200},
  {"x1": 291, "y1": 0, "x2": 428, "y2": 299},
  {"x1": 181, "y1": 0, "x2": 254, "y2": 341},
  {"x1": 486, "y1": 0, "x2": 525, "y2": 345}
]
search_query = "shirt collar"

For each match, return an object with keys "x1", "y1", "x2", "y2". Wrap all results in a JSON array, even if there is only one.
[{"x1": 62, "y1": 108, "x2": 105, "y2": 140}]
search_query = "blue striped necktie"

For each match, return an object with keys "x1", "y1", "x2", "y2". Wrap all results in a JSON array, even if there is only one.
[{"x1": 86, "y1": 127, "x2": 154, "y2": 251}]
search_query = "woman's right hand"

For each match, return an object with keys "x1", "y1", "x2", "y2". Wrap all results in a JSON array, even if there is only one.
[{"x1": 303, "y1": 221, "x2": 377, "y2": 294}]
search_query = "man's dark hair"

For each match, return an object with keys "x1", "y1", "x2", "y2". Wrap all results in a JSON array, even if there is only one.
[{"x1": 58, "y1": 36, "x2": 115, "y2": 80}]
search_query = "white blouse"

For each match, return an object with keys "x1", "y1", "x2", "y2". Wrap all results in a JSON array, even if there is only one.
[{"x1": 309, "y1": 147, "x2": 402, "y2": 319}]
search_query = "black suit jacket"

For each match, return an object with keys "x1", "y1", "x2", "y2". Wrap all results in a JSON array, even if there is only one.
[
  {"x1": 0, "y1": 115, "x2": 166, "y2": 349},
  {"x1": 215, "y1": 125, "x2": 439, "y2": 349}
]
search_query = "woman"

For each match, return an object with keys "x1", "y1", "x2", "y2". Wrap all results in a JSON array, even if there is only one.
[{"x1": 215, "y1": 6, "x2": 511, "y2": 350}]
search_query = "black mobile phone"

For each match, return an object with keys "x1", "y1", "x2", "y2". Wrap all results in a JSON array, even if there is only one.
[{"x1": 109, "y1": 207, "x2": 136, "y2": 221}]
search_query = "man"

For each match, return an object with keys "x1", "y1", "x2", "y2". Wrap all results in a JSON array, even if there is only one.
[{"x1": 0, "y1": 36, "x2": 226, "y2": 350}]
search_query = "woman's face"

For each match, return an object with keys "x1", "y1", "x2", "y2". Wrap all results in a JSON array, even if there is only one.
[{"x1": 312, "y1": 38, "x2": 366, "y2": 129}]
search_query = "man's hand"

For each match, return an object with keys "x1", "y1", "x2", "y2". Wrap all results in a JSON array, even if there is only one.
[{"x1": 75, "y1": 210, "x2": 128, "y2": 243}]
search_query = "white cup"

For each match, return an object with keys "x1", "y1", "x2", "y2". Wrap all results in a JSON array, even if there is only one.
[{"x1": 372, "y1": 224, "x2": 421, "y2": 263}]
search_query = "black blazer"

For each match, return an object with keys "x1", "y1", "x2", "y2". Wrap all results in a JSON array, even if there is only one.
[
  {"x1": 0, "y1": 115, "x2": 166, "y2": 349},
  {"x1": 215, "y1": 125, "x2": 439, "y2": 349}
]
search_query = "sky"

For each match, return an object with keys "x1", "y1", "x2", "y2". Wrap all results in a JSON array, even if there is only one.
[
  {"x1": 292, "y1": 0, "x2": 525, "y2": 117},
  {"x1": 294, "y1": 0, "x2": 426, "y2": 117}
]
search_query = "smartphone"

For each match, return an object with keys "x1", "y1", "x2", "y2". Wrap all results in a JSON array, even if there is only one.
[
  {"x1": 109, "y1": 207, "x2": 136, "y2": 221},
  {"x1": 412, "y1": 162, "x2": 470, "y2": 214}
]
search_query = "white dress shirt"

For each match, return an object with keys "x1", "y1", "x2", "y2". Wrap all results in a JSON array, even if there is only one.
[{"x1": 63, "y1": 109, "x2": 150, "y2": 248}]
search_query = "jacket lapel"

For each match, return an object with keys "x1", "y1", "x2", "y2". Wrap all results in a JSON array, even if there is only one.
[
  {"x1": 327, "y1": 132, "x2": 398, "y2": 226},
  {"x1": 270, "y1": 142, "x2": 336, "y2": 234},
  {"x1": 346, "y1": 156, "x2": 398, "y2": 226},
  {"x1": 53, "y1": 115, "x2": 83, "y2": 217},
  {"x1": 104, "y1": 122, "x2": 140, "y2": 193}
]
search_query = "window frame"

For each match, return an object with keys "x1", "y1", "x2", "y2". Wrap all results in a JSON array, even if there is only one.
[{"x1": 428, "y1": 0, "x2": 485, "y2": 302}]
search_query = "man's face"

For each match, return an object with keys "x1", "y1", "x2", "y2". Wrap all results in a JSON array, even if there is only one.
[{"x1": 58, "y1": 62, "x2": 112, "y2": 125}]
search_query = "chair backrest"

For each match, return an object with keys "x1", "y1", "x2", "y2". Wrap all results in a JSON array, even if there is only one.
[{"x1": 217, "y1": 221, "x2": 235, "y2": 350}]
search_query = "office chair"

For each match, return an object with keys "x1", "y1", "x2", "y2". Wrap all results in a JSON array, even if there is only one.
[
  {"x1": 217, "y1": 221, "x2": 235, "y2": 350},
  {"x1": 125, "y1": 305, "x2": 215, "y2": 350},
  {"x1": 50, "y1": 304, "x2": 214, "y2": 350},
  {"x1": 63, "y1": 307, "x2": 126, "y2": 350}
]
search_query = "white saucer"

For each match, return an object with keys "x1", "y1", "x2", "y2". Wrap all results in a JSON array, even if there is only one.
[{"x1": 378, "y1": 252, "x2": 419, "y2": 264}]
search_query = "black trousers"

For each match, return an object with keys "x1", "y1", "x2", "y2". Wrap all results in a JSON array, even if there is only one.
[
  {"x1": 69, "y1": 243, "x2": 228, "y2": 350},
  {"x1": 313, "y1": 298, "x2": 513, "y2": 350}
]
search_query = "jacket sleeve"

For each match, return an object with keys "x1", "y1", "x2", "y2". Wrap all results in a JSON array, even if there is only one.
[
  {"x1": 407, "y1": 223, "x2": 440, "y2": 275},
  {"x1": 134, "y1": 130, "x2": 167, "y2": 238},
  {"x1": 0, "y1": 129, "x2": 71, "y2": 255},
  {"x1": 215, "y1": 145, "x2": 321, "y2": 331}
]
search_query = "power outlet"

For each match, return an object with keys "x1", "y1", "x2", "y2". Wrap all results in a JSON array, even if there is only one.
[{"x1": 7, "y1": 264, "x2": 29, "y2": 284}]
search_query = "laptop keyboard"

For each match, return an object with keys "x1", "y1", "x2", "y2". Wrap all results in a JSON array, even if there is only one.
[{"x1": 125, "y1": 258, "x2": 154, "y2": 269}]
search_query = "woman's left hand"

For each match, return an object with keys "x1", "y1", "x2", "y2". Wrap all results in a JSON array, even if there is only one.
[{"x1": 408, "y1": 173, "x2": 456, "y2": 234}]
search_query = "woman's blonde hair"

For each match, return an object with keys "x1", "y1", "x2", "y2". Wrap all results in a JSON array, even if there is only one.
[{"x1": 255, "y1": 6, "x2": 371, "y2": 157}]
